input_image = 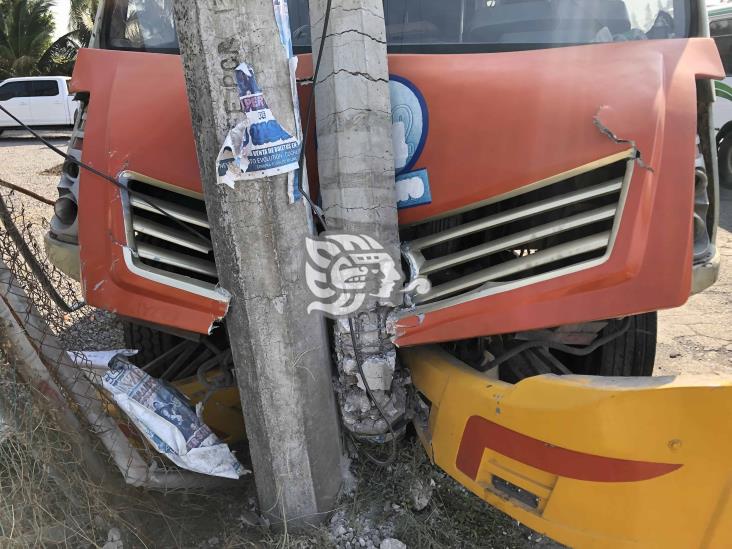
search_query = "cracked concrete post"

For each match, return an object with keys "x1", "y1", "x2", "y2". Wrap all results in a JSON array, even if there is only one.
[
  {"x1": 172, "y1": 0, "x2": 342, "y2": 526},
  {"x1": 309, "y1": 2, "x2": 407, "y2": 438}
]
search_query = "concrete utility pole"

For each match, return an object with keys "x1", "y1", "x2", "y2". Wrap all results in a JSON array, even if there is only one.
[
  {"x1": 308, "y1": 2, "x2": 406, "y2": 437},
  {"x1": 172, "y1": 1, "x2": 342, "y2": 525}
]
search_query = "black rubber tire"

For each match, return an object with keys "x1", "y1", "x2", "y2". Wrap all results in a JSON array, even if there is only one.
[
  {"x1": 566, "y1": 312, "x2": 658, "y2": 377},
  {"x1": 123, "y1": 321, "x2": 182, "y2": 369},
  {"x1": 718, "y1": 135, "x2": 732, "y2": 189}
]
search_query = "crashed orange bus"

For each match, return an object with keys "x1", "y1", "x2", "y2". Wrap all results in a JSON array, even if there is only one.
[{"x1": 43, "y1": 1, "x2": 732, "y2": 547}]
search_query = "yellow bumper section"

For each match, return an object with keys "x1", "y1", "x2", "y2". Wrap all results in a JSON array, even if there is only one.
[{"x1": 401, "y1": 346, "x2": 732, "y2": 549}]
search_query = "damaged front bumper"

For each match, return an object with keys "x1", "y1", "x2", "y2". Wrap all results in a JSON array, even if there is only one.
[
  {"x1": 401, "y1": 346, "x2": 732, "y2": 548},
  {"x1": 692, "y1": 246, "x2": 721, "y2": 295},
  {"x1": 44, "y1": 232, "x2": 80, "y2": 282}
]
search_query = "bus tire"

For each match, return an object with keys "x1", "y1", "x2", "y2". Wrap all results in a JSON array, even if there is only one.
[
  {"x1": 123, "y1": 321, "x2": 181, "y2": 369},
  {"x1": 565, "y1": 312, "x2": 657, "y2": 377},
  {"x1": 718, "y1": 135, "x2": 732, "y2": 189}
]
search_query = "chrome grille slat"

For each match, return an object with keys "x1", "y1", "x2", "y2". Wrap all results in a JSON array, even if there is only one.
[
  {"x1": 401, "y1": 153, "x2": 633, "y2": 311},
  {"x1": 120, "y1": 173, "x2": 218, "y2": 285},
  {"x1": 132, "y1": 217, "x2": 213, "y2": 254},
  {"x1": 408, "y1": 178, "x2": 623, "y2": 250},
  {"x1": 130, "y1": 195, "x2": 210, "y2": 229},
  {"x1": 420, "y1": 232, "x2": 611, "y2": 303},
  {"x1": 136, "y1": 243, "x2": 218, "y2": 278},
  {"x1": 419, "y1": 204, "x2": 616, "y2": 275}
]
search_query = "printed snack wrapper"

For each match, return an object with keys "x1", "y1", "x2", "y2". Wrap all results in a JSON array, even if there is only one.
[{"x1": 102, "y1": 355, "x2": 245, "y2": 479}]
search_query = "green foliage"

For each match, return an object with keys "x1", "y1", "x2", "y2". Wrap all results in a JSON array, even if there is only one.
[
  {"x1": 41, "y1": 0, "x2": 98, "y2": 76},
  {"x1": 0, "y1": 0, "x2": 54, "y2": 79},
  {"x1": 70, "y1": 0, "x2": 98, "y2": 38},
  {"x1": 36, "y1": 30, "x2": 85, "y2": 77},
  {"x1": 0, "y1": 0, "x2": 99, "y2": 80}
]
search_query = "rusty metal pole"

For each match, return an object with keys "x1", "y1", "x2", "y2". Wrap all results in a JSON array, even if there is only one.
[{"x1": 172, "y1": 0, "x2": 342, "y2": 526}]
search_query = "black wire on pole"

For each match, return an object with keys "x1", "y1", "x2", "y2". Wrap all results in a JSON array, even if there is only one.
[
  {"x1": 295, "y1": 2, "x2": 399, "y2": 465},
  {"x1": 296, "y1": 0, "x2": 333, "y2": 230},
  {"x1": 348, "y1": 317, "x2": 398, "y2": 466},
  {"x1": 0, "y1": 104, "x2": 212, "y2": 247}
]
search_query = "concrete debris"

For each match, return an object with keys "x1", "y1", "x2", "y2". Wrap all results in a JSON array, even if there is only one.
[
  {"x1": 340, "y1": 350, "x2": 396, "y2": 391},
  {"x1": 409, "y1": 477, "x2": 434, "y2": 511},
  {"x1": 334, "y1": 313, "x2": 409, "y2": 439},
  {"x1": 329, "y1": 509, "x2": 397, "y2": 549},
  {"x1": 341, "y1": 456, "x2": 359, "y2": 496},
  {"x1": 101, "y1": 528, "x2": 123, "y2": 549},
  {"x1": 343, "y1": 390, "x2": 373, "y2": 415},
  {"x1": 380, "y1": 539, "x2": 407, "y2": 549},
  {"x1": 338, "y1": 375, "x2": 408, "y2": 437}
]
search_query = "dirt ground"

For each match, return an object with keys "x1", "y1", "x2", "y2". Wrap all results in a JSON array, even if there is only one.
[
  {"x1": 656, "y1": 184, "x2": 732, "y2": 376},
  {"x1": 0, "y1": 130, "x2": 730, "y2": 548}
]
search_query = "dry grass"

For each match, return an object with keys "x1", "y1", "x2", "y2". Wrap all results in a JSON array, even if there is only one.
[
  {"x1": 214, "y1": 438, "x2": 560, "y2": 549},
  {"x1": 0, "y1": 351, "x2": 213, "y2": 548},
  {"x1": 0, "y1": 358, "x2": 121, "y2": 547}
]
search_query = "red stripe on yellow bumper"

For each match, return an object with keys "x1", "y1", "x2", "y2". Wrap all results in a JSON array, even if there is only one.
[{"x1": 457, "y1": 415, "x2": 681, "y2": 482}]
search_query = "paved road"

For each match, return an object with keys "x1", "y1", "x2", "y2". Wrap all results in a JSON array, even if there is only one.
[{"x1": 657, "y1": 186, "x2": 732, "y2": 377}]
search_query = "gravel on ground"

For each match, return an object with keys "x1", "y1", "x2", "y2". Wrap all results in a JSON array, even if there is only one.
[{"x1": 0, "y1": 131, "x2": 124, "y2": 351}]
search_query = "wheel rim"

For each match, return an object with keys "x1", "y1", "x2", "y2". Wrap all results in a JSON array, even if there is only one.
[{"x1": 725, "y1": 141, "x2": 732, "y2": 176}]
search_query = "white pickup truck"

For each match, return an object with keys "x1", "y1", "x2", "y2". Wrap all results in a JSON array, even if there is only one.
[{"x1": 0, "y1": 76, "x2": 78, "y2": 135}]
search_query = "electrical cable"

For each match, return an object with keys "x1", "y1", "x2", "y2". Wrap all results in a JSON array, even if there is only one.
[
  {"x1": 0, "y1": 104, "x2": 212, "y2": 247},
  {"x1": 295, "y1": 0, "x2": 333, "y2": 229},
  {"x1": 347, "y1": 317, "x2": 398, "y2": 466},
  {"x1": 485, "y1": 317, "x2": 633, "y2": 371},
  {"x1": 294, "y1": 2, "x2": 399, "y2": 464},
  {"x1": 0, "y1": 178, "x2": 55, "y2": 206}
]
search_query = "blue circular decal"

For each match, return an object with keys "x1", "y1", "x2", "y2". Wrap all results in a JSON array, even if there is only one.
[{"x1": 389, "y1": 75, "x2": 429, "y2": 175}]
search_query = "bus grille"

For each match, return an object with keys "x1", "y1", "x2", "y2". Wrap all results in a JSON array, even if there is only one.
[
  {"x1": 121, "y1": 176, "x2": 218, "y2": 286},
  {"x1": 400, "y1": 152, "x2": 633, "y2": 309}
]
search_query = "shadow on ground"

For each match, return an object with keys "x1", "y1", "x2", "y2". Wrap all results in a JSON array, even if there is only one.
[{"x1": 0, "y1": 129, "x2": 70, "y2": 148}]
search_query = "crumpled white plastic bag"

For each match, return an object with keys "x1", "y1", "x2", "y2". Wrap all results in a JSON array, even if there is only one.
[{"x1": 102, "y1": 355, "x2": 245, "y2": 479}]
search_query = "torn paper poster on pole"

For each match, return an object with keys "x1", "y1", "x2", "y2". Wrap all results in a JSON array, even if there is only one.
[
  {"x1": 286, "y1": 56, "x2": 306, "y2": 204},
  {"x1": 102, "y1": 355, "x2": 245, "y2": 479},
  {"x1": 273, "y1": 0, "x2": 294, "y2": 58},
  {"x1": 273, "y1": 0, "x2": 308, "y2": 203},
  {"x1": 217, "y1": 62, "x2": 301, "y2": 187}
]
